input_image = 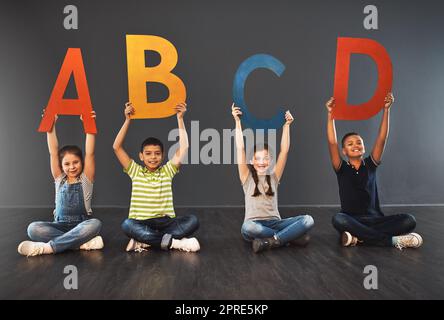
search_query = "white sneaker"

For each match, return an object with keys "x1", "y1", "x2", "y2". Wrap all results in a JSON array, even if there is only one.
[
  {"x1": 126, "y1": 238, "x2": 150, "y2": 252},
  {"x1": 171, "y1": 237, "x2": 200, "y2": 252},
  {"x1": 394, "y1": 233, "x2": 423, "y2": 250},
  {"x1": 80, "y1": 236, "x2": 104, "y2": 251},
  {"x1": 18, "y1": 241, "x2": 47, "y2": 257}
]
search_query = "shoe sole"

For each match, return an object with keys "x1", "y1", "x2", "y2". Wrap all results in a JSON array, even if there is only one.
[
  {"x1": 189, "y1": 240, "x2": 200, "y2": 252},
  {"x1": 180, "y1": 244, "x2": 200, "y2": 253},
  {"x1": 410, "y1": 233, "x2": 423, "y2": 248},
  {"x1": 81, "y1": 236, "x2": 104, "y2": 250},
  {"x1": 341, "y1": 232, "x2": 353, "y2": 246},
  {"x1": 175, "y1": 238, "x2": 200, "y2": 252},
  {"x1": 17, "y1": 242, "x2": 26, "y2": 255},
  {"x1": 126, "y1": 239, "x2": 135, "y2": 252},
  {"x1": 17, "y1": 241, "x2": 46, "y2": 257},
  {"x1": 90, "y1": 237, "x2": 104, "y2": 250}
]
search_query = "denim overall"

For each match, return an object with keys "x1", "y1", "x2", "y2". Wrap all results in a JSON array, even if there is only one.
[
  {"x1": 26, "y1": 176, "x2": 102, "y2": 253},
  {"x1": 55, "y1": 179, "x2": 88, "y2": 223}
]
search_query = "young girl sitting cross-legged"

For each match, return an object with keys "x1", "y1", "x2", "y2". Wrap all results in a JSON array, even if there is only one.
[{"x1": 232, "y1": 103, "x2": 314, "y2": 253}]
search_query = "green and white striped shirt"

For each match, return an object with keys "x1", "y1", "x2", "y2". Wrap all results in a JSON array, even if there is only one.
[{"x1": 124, "y1": 159, "x2": 179, "y2": 220}]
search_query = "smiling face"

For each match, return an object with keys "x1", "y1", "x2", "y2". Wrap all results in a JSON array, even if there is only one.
[
  {"x1": 61, "y1": 153, "x2": 83, "y2": 179},
  {"x1": 251, "y1": 149, "x2": 273, "y2": 175},
  {"x1": 342, "y1": 135, "x2": 365, "y2": 159},
  {"x1": 139, "y1": 144, "x2": 163, "y2": 171}
]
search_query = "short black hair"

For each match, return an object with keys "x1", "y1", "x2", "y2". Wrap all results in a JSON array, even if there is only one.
[
  {"x1": 341, "y1": 132, "x2": 360, "y2": 147},
  {"x1": 140, "y1": 137, "x2": 164, "y2": 153}
]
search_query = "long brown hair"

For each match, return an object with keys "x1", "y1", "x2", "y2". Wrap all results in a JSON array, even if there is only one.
[{"x1": 248, "y1": 144, "x2": 274, "y2": 197}]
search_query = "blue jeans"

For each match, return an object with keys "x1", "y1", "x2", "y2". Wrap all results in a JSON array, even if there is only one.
[
  {"x1": 241, "y1": 215, "x2": 314, "y2": 245},
  {"x1": 27, "y1": 218, "x2": 102, "y2": 253},
  {"x1": 332, "y1": 212, "x2": 416, "y2": 246},
  {"x1": 121, "y1": 215, "x2": 199, "y2": 250}
]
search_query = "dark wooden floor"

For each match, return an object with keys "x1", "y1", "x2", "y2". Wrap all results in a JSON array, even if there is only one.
[{"x1": 0, "y1": 207, "x2": 443, "y2": 300}]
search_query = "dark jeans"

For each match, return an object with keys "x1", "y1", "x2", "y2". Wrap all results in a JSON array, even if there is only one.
[
  {"x1": 332, "y1": 212, "x2": 416, "y2": 246},
  {"x1": 121, "y1": 215, "x2": 199, "y2": 250}
]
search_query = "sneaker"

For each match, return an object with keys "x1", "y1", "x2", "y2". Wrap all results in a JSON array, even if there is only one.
[
  {"x1": 289, "y1": 233, "x2": 311, "y2": 247},
  {"x1": 126, "y1": 238, "x2": 150, "y2": 252},
  {"x1": 394, "y1": 233, "x2": 423, "y2": 250},
  {"x1": 80, "y1": 236, "x2": 104, "y2": 251},
  {"x1": 18, "y1": 241, "x2": 47, "y2": 257},
  {"x1": 341, "y1": 231, "x2": 360, "y2": 247},
  {"x1": 252, "y1": 236, "x2": 281, "y2": 253},
  {"x1": 170, "y1": 237, "x2": 200, "y2": 252}
]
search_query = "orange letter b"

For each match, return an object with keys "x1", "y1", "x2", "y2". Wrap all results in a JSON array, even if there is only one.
[{"x1": 126, "y1": 35, "x2": 186, "y2": 119}]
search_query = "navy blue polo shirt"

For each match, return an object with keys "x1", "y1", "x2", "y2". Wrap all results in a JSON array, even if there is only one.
[{"x1": 335, "y1": 156, "x2": 383, "y2": 217}]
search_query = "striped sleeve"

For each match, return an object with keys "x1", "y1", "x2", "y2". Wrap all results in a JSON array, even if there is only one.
[
  {"x1": 54, "y1": 173, "x2": 66, "y2": 195},
  {"x1": 80, "y1": 173, "x2": 93, "y2": 201},
  {"x1": 54, "y1": 174, "x2": 66, "y2": 207},
  {"x1": 163, "y1": 160, "x2": 179, "y2": 179},
  {"x1": 124, "y1": 160, "x2": 141, "y2": 180},
  {"x1": 80, "y1": 173, "x2": 94, "y2": 214},
  {"x1": 54, "y1": 173, "x2": 65, "y2": 186}
]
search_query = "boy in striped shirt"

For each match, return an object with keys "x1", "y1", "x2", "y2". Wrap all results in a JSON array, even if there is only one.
[{"x1": 113, "y1": 102, "x2": 200, "y2": 252}]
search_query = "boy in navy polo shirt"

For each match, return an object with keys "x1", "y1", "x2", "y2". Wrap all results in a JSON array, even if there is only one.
[{"x1": 325, "y1": 93, "x2": 423, "y2": 250}]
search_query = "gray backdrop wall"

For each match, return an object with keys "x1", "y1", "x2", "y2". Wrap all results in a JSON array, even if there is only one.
[{"x1": 1, "y1": 0, "x2": 443, "y2": 207}]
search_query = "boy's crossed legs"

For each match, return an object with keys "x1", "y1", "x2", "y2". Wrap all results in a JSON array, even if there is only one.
[
  {"x1": 122, "y1": 215, "x2": 200, "y2": 252},
  {"x1": 332, "y1": 212, "x2": 422, "y2": 249}
]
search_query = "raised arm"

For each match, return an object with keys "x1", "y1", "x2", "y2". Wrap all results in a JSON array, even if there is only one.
[
  {"x1": 274, "y1": 111, "x2": 294, "y2": 181},
  {"x1": 83, "y1": 111, "x2": 96, "y2": 182},
  {"x1": 112, "y1": 102, "x2": 133, "y2": 169},
  {"x1": 46, "y1": 111, "x2": 62, "y2": 180},
  {"x1": 371, "y1": 92, "x2": 394, "y2": 163},
  {"x1": 171, "y1": 102, "x2": 189, "y2": 168},
  {"x1": 326, "y1": 97, "x2": 342, "y2": 171},
  {"x1": 232, "y1": 103, "x2": 249, "y2": 184}
]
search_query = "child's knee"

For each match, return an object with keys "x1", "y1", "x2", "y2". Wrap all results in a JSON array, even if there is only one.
[
  {"x1": 402, "y1": 214, "x2": 416, "y2": 231},
  {"x1": 121, "y1": 219, "x2": 133, "y2": 235},
  {"x1": 186, "y1": 214, "x2": 200, "y2": 231},
  {"x1": 27, "y1": 222, "x2": 45, "y2": 240},
  {"x1": 241, "y1": 220, "x2": 262, "y2": 239},
  {"x1": 332, "y1": 213, "x2": 348, "y2": 230},
  {"x1": 302, "y1": 215, "x2": 315, "y2": 230},
  {"x1": 241, "y1": 231, "x2": 253, "y2": 242},
  {"x1": 87, "y1": 218, "x2": 102, "y2": 234},
  {"x1": 76, "y1": 219, "x2": 101, "y2": 238}
]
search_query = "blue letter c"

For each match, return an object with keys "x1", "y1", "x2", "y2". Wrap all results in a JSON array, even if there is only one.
[{"x1": 232, "y1": 54, "x2": 286, "y2": 130}]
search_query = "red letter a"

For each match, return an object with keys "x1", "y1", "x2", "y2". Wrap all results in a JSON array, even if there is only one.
[{"x1": 38, "y1": 48, "x2": 96, "y2": 133}]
